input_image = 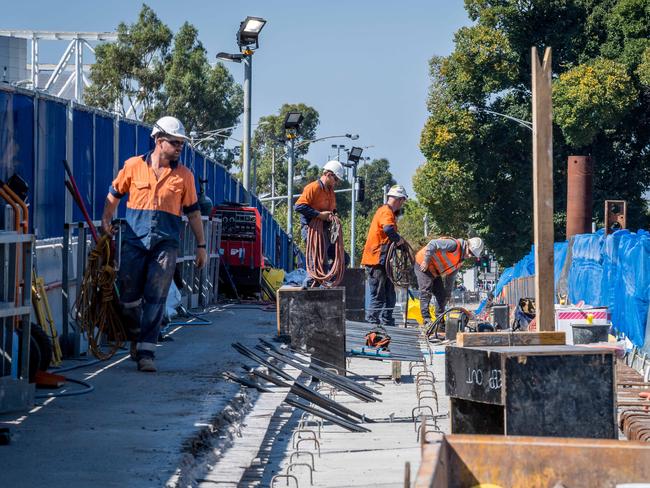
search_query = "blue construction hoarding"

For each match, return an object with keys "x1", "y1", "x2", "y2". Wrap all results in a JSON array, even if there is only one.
[{"x1": 0, "y1": 85, "x2": 299, "y2": 271}]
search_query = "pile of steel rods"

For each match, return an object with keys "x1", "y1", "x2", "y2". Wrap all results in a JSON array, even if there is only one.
[
  {"x1": 224, "y1": 339, "x2": 385, "y2": 433},
  {"x1": 346, "y1": 322, "x2": 425, "y2": 362}
]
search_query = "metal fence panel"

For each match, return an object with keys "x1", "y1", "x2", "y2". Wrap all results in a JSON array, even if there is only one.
[
  {"x1": 94, "y1": 114, "x2": 114, "y2": 218},
  {"x1": 72, "y1": 108, "x2": 93, "y2": 222},
  {"x1": 35, "y1": 98, "x2": 66, "y2": 239}
]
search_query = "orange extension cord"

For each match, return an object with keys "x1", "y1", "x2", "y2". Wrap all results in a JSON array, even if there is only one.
[{"x1": 305, "y1": 215, "x2": 346, "y2": 287}]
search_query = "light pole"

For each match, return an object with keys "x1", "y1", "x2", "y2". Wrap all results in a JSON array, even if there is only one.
[
  {"x1": 469, "y1": 106, "x2": 532, "y2": 131},
  {"x1": 217, "y1": 16, "x2": 267, "y2": 193},
  {"x1": 284, "y1": 112, "x2": 304, "y2": 237},
  {"x1": 345, "y1": 146, "x2": 364, "y2": 267}
]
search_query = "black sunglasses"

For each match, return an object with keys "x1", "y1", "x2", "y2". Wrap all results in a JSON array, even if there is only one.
[{"x1": 163, "y1": 138, "x2": 184, "y2": 148}]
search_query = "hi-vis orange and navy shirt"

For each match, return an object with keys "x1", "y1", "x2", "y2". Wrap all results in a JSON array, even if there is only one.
[
  {"x1": 109, "y1": 152, "x2": 199, "y2": 249},
  {"x1": 294, "y1": 179, "x2": 336, "y2": 226},
  {"x1": 361, "y1": 204, "x2": 401, "y2": 266}
]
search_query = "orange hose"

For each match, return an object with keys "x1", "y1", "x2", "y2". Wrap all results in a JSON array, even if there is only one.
[{"x1": 305, "y1": 216, "x2": 346, "y2": 287}]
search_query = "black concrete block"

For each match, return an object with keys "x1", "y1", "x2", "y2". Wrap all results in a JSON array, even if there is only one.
[
  {"x1": 277, "y1": 287, "x2": 346, "y2": 374},
  {"x1": 340, "y1": 268, "x2": 365, "y2": 322},
  {"x1": 446, "y1": 344, "x2": 616, "y2": 439}
]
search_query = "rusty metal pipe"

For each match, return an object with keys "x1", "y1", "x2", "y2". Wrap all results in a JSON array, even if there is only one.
[{"x1": 566, "y1": 155, "x2": 593, "y2": 239}]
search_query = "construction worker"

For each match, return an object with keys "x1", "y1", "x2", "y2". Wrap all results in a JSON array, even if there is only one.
[
  {"x1": 414, "y1": 236, "x2": 484, "y2": 327},
  {"x1": 100, "y1": 116, "x2": 207, "y2": 373},
  {"x1": 295, "y1": 160, "x2": 346, "y2": 284},
  {"x1": 361, "y1": 184, "x2": 409, "y2": 326}
]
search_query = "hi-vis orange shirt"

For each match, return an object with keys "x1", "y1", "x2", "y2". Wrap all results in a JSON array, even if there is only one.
[
  {"x1": 295, "y1": 180, "x2": 335, "y2": 211},
  {"x1": 110, "y1": 152, "x2": 199, "y2": 249},
  {"x1": 361, "y1": 205, "x2": 397, "y2": 266},
  {"x1": 415, "y1": 238, "x2": 464, "y2": 277}
]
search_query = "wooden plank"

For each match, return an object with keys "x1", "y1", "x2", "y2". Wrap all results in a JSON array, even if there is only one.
[
  {"x1": 532, "y1": 46, "x2": 555, "y2": 332},
  {"x1": 456, "y1": 331, "x2": 565, "y2": 347}
]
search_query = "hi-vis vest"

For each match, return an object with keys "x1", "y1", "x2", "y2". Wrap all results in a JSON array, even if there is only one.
[{"x1": 415, "y1": 238, "x2": 464, "y2": 277}]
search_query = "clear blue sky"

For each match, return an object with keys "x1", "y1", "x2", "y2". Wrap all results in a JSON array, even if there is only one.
[{"x1": 4, "y1": 0, "x2": 471, "y2": 194}]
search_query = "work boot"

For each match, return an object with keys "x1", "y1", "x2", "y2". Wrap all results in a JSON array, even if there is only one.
[
  {"x1": 137, "y1": 357, "x2": 157, "y2": 373},
  {"x1": 129, "y1": 341, "x2": 137, "y2": 361}
]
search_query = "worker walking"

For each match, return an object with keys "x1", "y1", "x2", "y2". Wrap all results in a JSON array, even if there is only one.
[
  {"x1": 414, "y1": 236, "x2": 484, "y2": 327},
  {"x1": 101, "y1": 116, "x2": 207, "y2": 373},
  {"x1": 295, "y1": 160, "x2": 346, "y2": 285},
  {"x1": 361, "y1": 185, "x2": 408, "y2": 326}
]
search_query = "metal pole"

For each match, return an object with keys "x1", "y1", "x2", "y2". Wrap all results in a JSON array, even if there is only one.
[
  {"x1": 287, "y1": 138, "x2": 295, "y2": 235},
  {"x1": 351, "y1": 164, "x2": 357, "y2": 267},
  {"x1": 75, "y1": 37, "x2": 82, "y2": 102},
  {"x1": 383, "y1": 184, "x2": 389, "y2": 204},
  {"x1": 271, "y1": 146, "x2": 276, "y2": 215},
  {"x1": 242, "y1": 53, "x2": 252, "y2": 191},
  {"x1": 424, "y1": 213, "x2": 429, "y2": 237},
  {"x1": 31, "y1": 34, "x2": 39, "y2": 89}
]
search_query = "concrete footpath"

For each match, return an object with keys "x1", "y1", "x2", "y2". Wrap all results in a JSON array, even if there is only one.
[{"x1": 0, "y1": 304, "x2": 279, "y2": 488}]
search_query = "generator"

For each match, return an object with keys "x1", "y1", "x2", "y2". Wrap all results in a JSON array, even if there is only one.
[{"x1": 211, "y1": 204, "x2": 263, "y2": 297}]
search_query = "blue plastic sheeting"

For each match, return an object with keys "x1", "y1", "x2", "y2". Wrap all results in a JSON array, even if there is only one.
[
  {"x1": 72, "y1": 109, "x2": 94, "y2": 222},
  {"x1": 117, "y1": 121, "x2": 137, "y2": 218},
  {"x1": 94, "y1": 114, "x2": 114, "y2": 218},
  {"x1": 568, "y1": 231, "x2": 605, "y2": 306},
  {"x1": 36, "y1": 99, "x2": 66, "y2": 238},
  {"x1": 501, "y1": 229, "x2": 650, "y2": 347}
]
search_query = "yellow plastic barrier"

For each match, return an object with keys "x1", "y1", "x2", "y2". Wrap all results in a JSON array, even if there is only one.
[
  {"x1": 407, "y1": 296, "x2": 436, "y2": 325},
  {"x1": 262, "y1": 268, "x2": 285, "y2": 300}
]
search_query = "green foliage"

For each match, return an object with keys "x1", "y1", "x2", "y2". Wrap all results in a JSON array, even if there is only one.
[
  {"x1": 418, "y1": 0, "x2": 650, "y2": 266},
  {"x1": 397, "y1": 200, "x2": 436, "y2": 250},
  {"x1": 356, "y1": 158, "x2": 396, "y2": 215},
  {"x1": 86, "y1": 4, "x2": 243, "y2": 161},
  {"x1": 553, "y1": 58, "x2": 637, "y2": 148},
  {"x1": 443, "y1": 25, "x2": 519, "y2": 104},
  {"x1": 85, "y1": 4, "x2": 171, "y2": 115},
  {"x1": 252, "y1": 103, "x2": 320, "y2": 199},
  {"x1": 638, "y1": 47, "x2": 650, "y2": 85}
]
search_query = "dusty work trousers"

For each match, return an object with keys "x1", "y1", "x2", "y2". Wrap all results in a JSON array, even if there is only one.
[
  {"x1": 365, "y1": 265, "x2": 396, "y2": 326},
  {"x1": 118, "y1": 240, "x2": 178, "y2": 359},
  {"x1": 413, "y1": 265, "x2": 451, "y2": 321}
]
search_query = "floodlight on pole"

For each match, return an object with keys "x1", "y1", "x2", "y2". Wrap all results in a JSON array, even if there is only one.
[
  {"x1": 237, "y1": 16, "x2": 267, "y2": 50},
  {"x1": 284, "y1": 111, "x2": 304, "y2": 242},
  {"x1": 345, "y1": 146, "x2": 364, "y2": 267},
  {"x1": 217, "y1": 16, "x2": 267, "y2": 194}
]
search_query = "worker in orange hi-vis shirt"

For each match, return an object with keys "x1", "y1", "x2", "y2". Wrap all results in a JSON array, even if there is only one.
[
  {"x1": 360, "y1": 185, "x2": 408, "y2": 326},
  {"x1": 101, "y1": 116, "x2": 206, "y2": 373},
  {"x1": 294, "y1": 160, "x2": 346, "y2": 286}
]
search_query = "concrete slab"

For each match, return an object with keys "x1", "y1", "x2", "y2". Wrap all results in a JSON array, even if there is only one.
[{"x1": 0, "y1": 304, "x2": 279, "y2": 488}]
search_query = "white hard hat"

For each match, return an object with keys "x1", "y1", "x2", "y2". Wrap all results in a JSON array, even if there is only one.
[
  {"x1": 151, "y1": 116, "x2": 189, "y2": 140},
  {"x1": 387, "y1": 184, "x2": 408, "y2": 200},
  {"x1": 468, "y1": 237, "x2": 484, "y2": 257},
  {"x1": 323, "y1": 160, "x2": 345, "y2": 180}
]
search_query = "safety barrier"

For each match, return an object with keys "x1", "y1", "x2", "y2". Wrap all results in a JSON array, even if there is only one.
[
  {"x1": 0, "y1": 84, "x2": 301, "y2": 271},
  {"x1": 494, "y1": 229, "x2": 650, "y2": 348}
]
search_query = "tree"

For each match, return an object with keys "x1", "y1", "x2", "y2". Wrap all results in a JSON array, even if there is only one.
[
  {"x1": 85, "y1": 4, "x2": 171, "y2": 116},
  {"x1": 417, "y1": 0, "x2": 650, "y2": 266},
  {"x1": 86, "y1": 4, "x2": 243, "y2": 160},
  {"x1": 356, "y1": 158, "x2": 396, "y2": 216}
]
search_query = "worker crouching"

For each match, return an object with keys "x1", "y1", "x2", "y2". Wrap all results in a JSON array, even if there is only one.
[
  {"x1": 361, "y1": 185, "x2": 408, "y2": 326},
  {"x1": 414, "y1": 236, "x2": 484, "y2": 329},
  {"x1": 101, "y1": 116, "x2": 207, "y2": 373},
  {"x1": 295, "y1": 160, "x2": 346, "y2": 287}
]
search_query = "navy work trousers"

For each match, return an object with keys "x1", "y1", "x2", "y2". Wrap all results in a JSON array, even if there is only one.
[
  {"x1": 117, "y1": 240, "x2": 178, "y2": 358},
  {"x1": 365, "y1": 265, "x2": 396, "y2": 326}
]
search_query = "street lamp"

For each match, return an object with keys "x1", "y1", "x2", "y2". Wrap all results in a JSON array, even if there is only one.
[
  {"x1": 469, "y1": 106, "x2": 532, "y2": 131},
  {"x1": 284, "y1": 111, "x2": 304, "y2": 239},
  {"x1": 343, "y1": 146, "x2": 364, "y2": 267},
  {"x1": 216, "y1": 15, "x2": 267, "y2": 194}
]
